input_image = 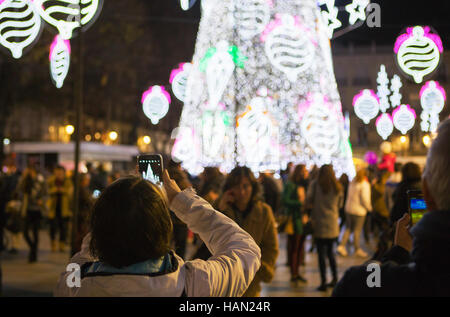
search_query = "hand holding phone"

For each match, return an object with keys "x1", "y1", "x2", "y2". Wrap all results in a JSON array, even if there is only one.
[{"x1": 162, "y1": 170, "x2": 181, "y2": 204}]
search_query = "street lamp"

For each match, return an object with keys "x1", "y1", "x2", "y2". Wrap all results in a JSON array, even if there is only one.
[
  {"x1": 65, "y1": 124, "x2": 75, "y2": 135},
  {"x1": 143, "y1": 135, "x2": 151, "y2": 145},
  {"x1": 400, "y1": 135, "x2": 407, "y2": 144},
  {"x1": 85, "y1": 134, "x2": 92, "y2": 142},
  {"x1": 108, "y1": 131, "x2": 118, "y2": 141},
  {"x1": 423, "y1": 135, "x2": 431, "y2": 147}
]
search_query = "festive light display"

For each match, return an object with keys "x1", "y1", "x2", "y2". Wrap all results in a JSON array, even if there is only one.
[
  {"x1": 261, "y1": 13, "x2": 316, "y2": 82},
  {"x1": 49, "y1": 34, "x2": 70, "y2": 88},
  {"x1": 376, "y1": 64, "x2": 390, "y2": 113},
  {"x1": 364, "y1": 151, "x2": 377, "y2": 165},
  {"x1": 176, "y1": 0, "x2": 355, "y2": 177},
  {"x1": 179, "y1": 0, "x2": 197, "y2": 11},
  {"x1": 392, "y1": 104, "x2": 416, "y2": 135},
  {"x1": 235, "y1": 0, "x2": 271, "y2": 40},
  {"x1": 394, "y1": 26, "x2": 443, "y2": 84},
  {"x1": 420, "y1": 80, "x2": 446, "y2": 132},
  {"x1": 33, "y1": 0, "x2": 103, "y2": 40},
  {"x1": 375, "y1": 113, "x2": 394, "y2": 140},
  {"x1": 170, "y1": 62, "x2": 192, "y2": 102},
  {"x1": 319, "y1": 0, "x2": 341, "y2": 39},
  {"x1": 345, "y1": 0, "x2": 369, "y2": 25},
  {"x1": 353, "y1": 89, "x2": 380, "y2": 124},
  {"x1": 0, "y1": 0, "x2": 42, "y2": 59},
  {"x1": 200, "y1": 40, "x2": 247, "y2": 109},
  {"x1": 141, "y1": 85, "x2": 171, "y2": 125},
  {"x1": 389, "y1": 74, "x2": 402, "y2": 108}
]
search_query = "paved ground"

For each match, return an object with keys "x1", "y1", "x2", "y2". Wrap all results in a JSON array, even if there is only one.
[{"x1": 0, "y1": 230, "x2": 375, "y2": 297}]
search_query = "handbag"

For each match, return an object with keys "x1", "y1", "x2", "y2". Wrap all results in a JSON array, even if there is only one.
[{"x1": 284, "y1": 216, "x2": 294, "y2": 235}]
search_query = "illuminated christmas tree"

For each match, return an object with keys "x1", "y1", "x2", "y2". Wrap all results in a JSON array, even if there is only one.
[{"x1": 172, "y1": 0, "x2": 355, "y2": 177}]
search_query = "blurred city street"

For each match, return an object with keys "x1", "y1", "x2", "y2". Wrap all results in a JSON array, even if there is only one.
[{"x1": 1, "y1": 231, "x2": 373, "y2": 297}]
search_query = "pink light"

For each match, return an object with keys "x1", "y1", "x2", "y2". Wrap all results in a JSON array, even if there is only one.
[
  {"x1": 49, "y1": 35, "x2": 71, "y2": 61},
  {"x1": 142, "y1": 86, "x2": 171, "y2": 105},
  {"x1": 169, "y1": 63, "x2": 186, "y2": 84},
  {"x1": 393, "y1": 104, "x2": 417, "y2": 120},
  {"x1": 420, "y1": 81, "x2": 446, "y2": 101},
  {"x1": 352, "y1": 89, "x2": 379, "y2": 106},
  {"x1": 394, "y1": 26, "x2": 443, "y2": 53},
  {"x1": 260, "y1": 14, "x2": 317, "y2": 46},
  {"x1": 376, "y1": 113, "x2": 393, "y2": 126}
]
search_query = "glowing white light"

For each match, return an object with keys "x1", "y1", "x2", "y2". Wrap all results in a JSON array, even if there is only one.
[
  {"x1": 234, "y1": 0, "x2": 271, "y2": 40},
  {"x1": 319, "y1": 0, "x2": 341, "y2": 39},
  {"x1": 345, "y1": 0, "x2": 369, "y2": 25},
  {"x1": 375, "y1": 113, "x2": 394, "y2": 140},
  {"x1": 392, "y1": 104, "x2": 416, "y2": 135},
  {"x1": 389, "y1": 74, "x2": 402, "y2": 108},
  {"x1": 49, "y1": 34, "x2": 71, "y2": 89},
  {"x1": 202, "y1": 40, "x2": 236, "y2": 109},
  {"x1": 353, "y1": 89, "x2": 380, "y2": 124},
  {"x1": 33, "y1": 0, "x2": 102, "y2": 40},
  {"x1": 261, "y1": 14, "x2": 315, "y2": 82},
  {"x1": 420, "y1": 81, "x2": 446, "y2": 132},
  {"x1": 170, "y1": 63, "x2": 192, "y2": 102},
  {"x1": 0, "y1": 0, "x2": 42, "y2": 59},
  {"x1": 171, "y1": 127, "x2": 199, "y2": 169},
  {"x1": 3, "y1": 138, "x2": 10, "y2": 145},
  {"x1": 180, "y1": 0, "x2": 196, "y2": 11},
  {"x1": 299, "y1": 93, "x2": 340, "y2": 159},
  {"x1": 394, "y1": 26, "x2": 443, "y2": 84},
  {"x1": 142, "y1": 163, "x2": 160, "y2": 184},
  {"x1": 141, "y1": 85, "x2": 171, "y2": 125},
  {"x1": 202, "y1": 105, "x2": 228, "y2": 160},
  {"x1": 376, "y1": 64, "x2": 390, "y2": 112}
]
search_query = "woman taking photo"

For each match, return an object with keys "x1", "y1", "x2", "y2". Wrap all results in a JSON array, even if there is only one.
[
  {"x1": 306, "y1": 165, "x2": 343, "y2": 291},
  {"x1": 217, "y1": 166, "x2": 279, "y2": 297},
  {"x1": 55, "y1": 170, "x2": 261, "y2": 297}
]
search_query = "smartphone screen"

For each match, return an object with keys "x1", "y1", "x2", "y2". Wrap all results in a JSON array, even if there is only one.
[
  {"x1": 138, "y1": 154, "x2": 163, "y2": 185},
  {"x1": 408, "y1": 190, "x2": 427, "y2": 226}
]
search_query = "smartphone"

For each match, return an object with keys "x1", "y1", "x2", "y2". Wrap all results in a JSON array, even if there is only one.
[
  {"x1": 138, "y1": 154, "x2": 163, "y2": 185},
  {"x1": 92, "y1": 189, "x2": 101, "y2": 199},
  {"x1": 407, "y1": 190, "x2": 427, "y2": 226}
]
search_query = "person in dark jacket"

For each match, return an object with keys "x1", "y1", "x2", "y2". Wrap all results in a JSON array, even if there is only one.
[
  {"x1": 333, "y1": 119, "x2": 450, "y2": 297},
  {"x1": 259, "y1": 171, "x2": 281, "y2": 215}
]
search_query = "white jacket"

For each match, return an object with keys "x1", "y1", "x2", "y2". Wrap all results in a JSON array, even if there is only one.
[
  {"x1": 344, "y1": 180, "x2": 372, "y2": 217},
  {"x1": 54, "y1": 188, "x2": 261, "y2": 297}
]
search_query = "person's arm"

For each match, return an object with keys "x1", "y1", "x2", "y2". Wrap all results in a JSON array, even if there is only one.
[{"x1": 171, "y1": 188, "x2": 261, "y2": 297}]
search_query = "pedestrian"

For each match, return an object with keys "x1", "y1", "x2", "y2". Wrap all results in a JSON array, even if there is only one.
[
  {"x1": 197, "y1": 167, "x2": 224, "y2": 205},
  {"x1": 47, "y1": 165, "x2": 73, "y2": 252},
  {"x1": 338, "y1": 173, "x2": 349, "y2": 229},
  {"x1": 390, "y1": 162, "x2": 422, "y2": 224},
  {"x1": 384, "y1": 162, "x2": 402, "y2": 212},
  {"x1": 73, "y1": 173, "x2": 94, "y2": 254},
  {"x1": 216, "y1": 166, "x2": 278, "y2": 297},
  {"x1": 260, "y1": 171, "x2": 282, "y2": 215},
  {"x1": 333, "y1": 119, "x2": 450, "y2": 296},
  {"x1": 306, "y1": 165, "x2": 343, "y2": 291},
  {"x1": 337, "y1": 168, "x2": 372, "y2": 258},
  {"x1": 0, "y1": 164, "x2": 20, "y2": 252},
  {"x1": 54, "y1": 170, "x2": 261, "y2": 297},
  {"x1": 282, "y1": 164, "x2": 308, "y2": 283},
  {"x1": 18, "y1": 166, "x2": 46, "y2": 262}
]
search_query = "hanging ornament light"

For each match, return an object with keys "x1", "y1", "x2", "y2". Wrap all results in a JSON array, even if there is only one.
[
  {"x1": 33, "y1": 0, "x2": 103, "y2": 40},
  {"x1": 141, "y1": 85, "x2": 171, "y2": 125},
  {"x1": 0, "y1": 0, "x2": 42, "y2": 59},
  {"x1": 170, "y1": 62, "x2": 192, "y2": 102},
  {"x1": 394, "y1": 26, "x2": 443, "y2": 84},
  {"x1": 261, "y1": 13, "x2": 316, "y2": 82},
  {"x1": 234, "y1": 0, "x2": 271, "y2": 40},
  {"x1": 49, "y1": 34, "x2": 71, "y2": 89},
  {"x1": 353, "y1": 89, "x2": 380, "y2": 124},
  {"x1": 420, "y1": 80, "x2": 446, "y2": 132},
  {"x1": 375, "y1": 113, "x2": 394, "y2": 140},
  {"x1": 392, "y1": 104, "x2": 416, "y2": 135}
]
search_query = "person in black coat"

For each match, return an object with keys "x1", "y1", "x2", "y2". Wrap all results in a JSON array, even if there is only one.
[{"x1": 333, "y1": 119, "x2": 450, "y2": 297}]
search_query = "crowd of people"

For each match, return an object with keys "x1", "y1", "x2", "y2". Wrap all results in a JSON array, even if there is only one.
[{"x1": 1, "y1": 118, "x2": 450, "y2": 296}]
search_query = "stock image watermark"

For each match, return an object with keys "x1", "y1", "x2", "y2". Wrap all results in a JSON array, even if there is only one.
[
  {"x1": 366, "y1": 262, "x2": 381, "y2": 288},
  {"x1": 66, "y1": 263, "x2": 81, "y2": 288}
]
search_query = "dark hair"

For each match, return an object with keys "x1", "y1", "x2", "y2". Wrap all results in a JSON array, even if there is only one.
[
  {"x1": 401, "y1": 162, "x2": 422, "y2": 183},
  {"x1": 318, "y1": 165, "x2": 342, "y2": 195},
  {"x1": 222, "y1": 166, "x2": 262, "y2": 203},
  {"x1": 199, "y1": 167, "x2": 224, "y2": 197},
  {"x1": 289, "y1": 164, "x2": 307, "y2": 185},
  {"x1": 89, "y1": 177, "x2": 173, "y2": 268},
  {"x1": 55, "y1": 165, "x2": 65, "y2": 172}
]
